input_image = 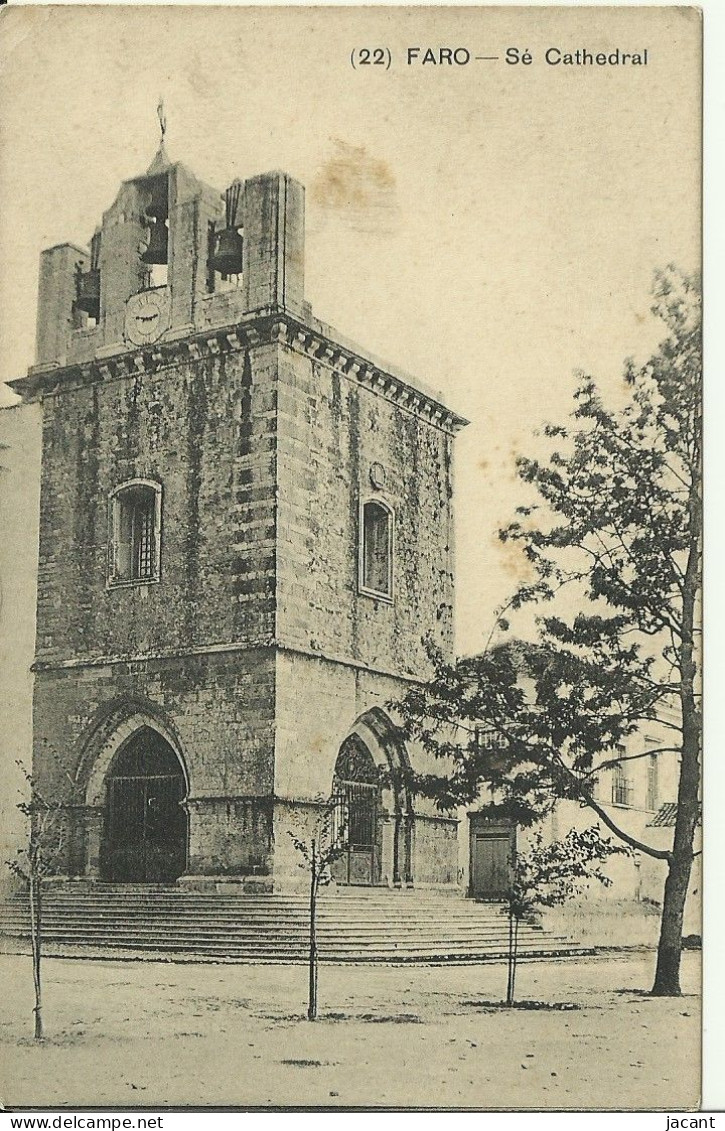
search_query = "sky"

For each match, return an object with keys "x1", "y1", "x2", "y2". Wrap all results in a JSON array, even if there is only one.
[{"x1": 0, "y1": 5, "x2": 701, "y2": 655}]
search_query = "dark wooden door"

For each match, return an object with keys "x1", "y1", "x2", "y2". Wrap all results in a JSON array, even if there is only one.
[
  {"x1": 103, "y1": 772, "x2": 187, "y2": 882},
  {"x1": 472, "y1": 832, "x2": 511, "y2": 899}
]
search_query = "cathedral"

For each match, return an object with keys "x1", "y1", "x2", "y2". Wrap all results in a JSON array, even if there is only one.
[{"x1": 7, "y1": 142, "x2": 469, "y2": 893}]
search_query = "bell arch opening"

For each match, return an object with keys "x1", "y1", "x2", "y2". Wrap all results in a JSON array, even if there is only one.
[{"x1": 99, "y1": 725, "x2": 188, "y2": 883}]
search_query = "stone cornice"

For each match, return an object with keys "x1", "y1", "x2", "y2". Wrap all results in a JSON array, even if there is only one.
[
  {"x1": 31, "y1": 636, "x2": 428, "y2": 687},
  {"x1": 8, "y1": 308, "x2": 469, "y2": 435},
  {"x1": 282, "y1": 318, "x2": 468, "y2": 434}
]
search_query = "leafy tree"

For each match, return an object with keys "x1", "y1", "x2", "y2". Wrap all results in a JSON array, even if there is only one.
[
  {"x1": 289, "y1": 797, "x2": 348, "y2": 1021},
  {"x1": 398, "y1": 267, "x2": 701, "y2": 997},
  {"x1": 504, "y1": 827, "x2": 624, "y2": 1006}
]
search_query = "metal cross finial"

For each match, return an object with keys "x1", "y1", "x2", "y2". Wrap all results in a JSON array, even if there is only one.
[{"x1": 157, "y1": 98, "x2": 167, "y2": 143}]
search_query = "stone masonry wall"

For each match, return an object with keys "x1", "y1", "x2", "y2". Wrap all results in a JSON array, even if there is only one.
[
  {"x1": 274, "y1": 340, "x2": 455, "y2": 680},
  {"x1": 32, "y1": 648, "x2": 276, "y2": 875},
  {"x1": 272, "y1": 650, "x2": 458, "y2": 887},
  {"x1": 35, "y1": 343, "x2": 278, "y2": 666}
]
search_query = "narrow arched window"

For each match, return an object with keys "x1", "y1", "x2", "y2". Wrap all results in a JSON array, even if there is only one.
[
  {"x1": 109, "y1": 480, "x2": 162, "y2": 585},
  {"x1": 360, "y1": 499, "x2": 393, "y2": 599}
]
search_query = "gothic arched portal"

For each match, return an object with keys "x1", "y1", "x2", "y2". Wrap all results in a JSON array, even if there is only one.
[
  {"x1": 99, "y1": 726, "x2": 189, "y2": 883},
  {"x1": 331, "y1": 709, "x2": 414, "y2": 887},
  {"x1": 331, "y1": 736, "x2": 381, "y2": 885}
]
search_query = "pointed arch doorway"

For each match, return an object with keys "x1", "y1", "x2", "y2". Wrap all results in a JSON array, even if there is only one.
[
  {"x1": 329, "y1": 710, "x2": 414, "y2": 887},
  {"x1": 331, "y1": 736, "x2": 381, "y2": 886},
  {"x1": 100, "y1": 726, "x2": 188, "y2": 883}
]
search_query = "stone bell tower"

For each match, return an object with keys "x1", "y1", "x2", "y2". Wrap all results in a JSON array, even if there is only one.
[
  {"x1": 10, "y1": 136, "x2": 466, "y2": 892},
  {"x1": 34, "y1": 145, "x2": 305, "y2": 371}
]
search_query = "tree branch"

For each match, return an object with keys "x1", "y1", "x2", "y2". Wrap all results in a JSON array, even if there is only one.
[
  {"x1": 584, "y1": 746, "x2": 682, "y2": 778},
  {"x1": 574, "y1": 791, "x2": 670, "y2": 860}
]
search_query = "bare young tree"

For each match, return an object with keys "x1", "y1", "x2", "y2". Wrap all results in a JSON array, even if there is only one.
[
  {"x1": 6, "y1": 757, "x2": 82, "y2": 1040},
  {"x1": 288, "y1": 797, "x2": 348, "y2": 1021}
]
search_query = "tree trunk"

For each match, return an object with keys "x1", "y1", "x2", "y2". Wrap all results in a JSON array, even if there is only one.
[
  {"x1": 308, "y1": 843, "x2": 319, "y2": 1021},
  {"x1": 652, "y1": 468, "x2": 701, "y2": 997},
  {"x1": 651, "y1": 703, "x2": 699, "y2": 995},
  {"x1": 29, "y1": 873, "x2": 43, "y2": 1040},
  {"x1": 651, "y1": 848, "x2": 693, "y2": 996},
  {"x1": 511, "y1": 918, "x2": 519, "y2": 1005},
  {"x1": 506, "y1": 909, "x2": 515, "y2": 1006}
]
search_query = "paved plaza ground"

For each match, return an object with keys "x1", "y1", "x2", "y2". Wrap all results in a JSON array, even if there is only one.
[{"x1": 0, "y1": 950, "x2": 700, "y2": 1110}]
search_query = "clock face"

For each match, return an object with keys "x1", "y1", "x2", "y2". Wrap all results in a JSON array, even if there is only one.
[{"x1": 124, "y1": 288, "x2": 170, "y2": 346}]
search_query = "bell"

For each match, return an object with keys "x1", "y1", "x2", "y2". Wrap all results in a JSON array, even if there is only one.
[
  {"x1": 210, "y1": 227, "x2": 243, "y2": 276},
  {"x1": 74, "y1": 267, "x2": 100, "y2": 321},
  {"x1": 140, "y1": 218, "x2": 168, "y2": 265}
]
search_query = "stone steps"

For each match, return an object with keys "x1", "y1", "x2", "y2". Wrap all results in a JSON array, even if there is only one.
[
  {"x1": 0, "y1": 931, "x2": 566, "y2": 954},
  {"x1": 0, "y1": 885, "x2": 588, "y2": 963},
  {"x1": 0, "y1": 923, "x2": 560, "y2": 947},
  {"x1": 0, "y1": 910, "x2": 536, "y2": 931},
  {"x1": 0, "y1": 908, "x2": 524, "y2": 926},
  {"x1": 0, "y1": 922, "x2": 562, "y2": 948}
]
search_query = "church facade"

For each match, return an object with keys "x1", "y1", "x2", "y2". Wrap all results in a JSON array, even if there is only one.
[{"x1": 9, "y1": 148, "x2": 467, "y2": 892}]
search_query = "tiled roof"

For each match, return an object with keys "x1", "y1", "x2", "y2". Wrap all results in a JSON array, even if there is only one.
[{"x1": 647, "y1": 802, "x2": 678, "y2": 828}]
